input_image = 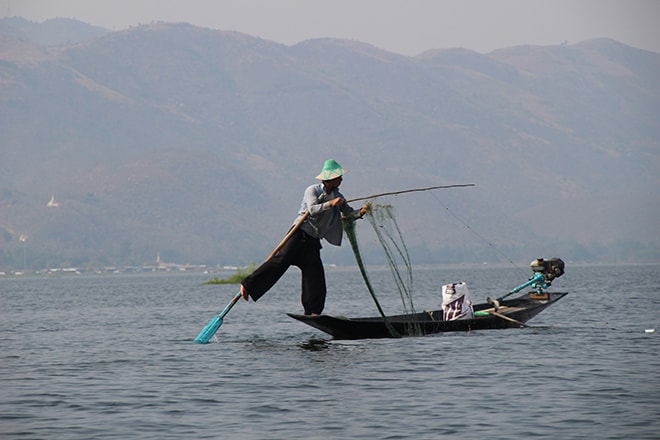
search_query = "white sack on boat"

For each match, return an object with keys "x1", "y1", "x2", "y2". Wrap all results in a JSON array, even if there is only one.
[{"x1": 442, "y1": 282, "x2": 474, "y2": 320}]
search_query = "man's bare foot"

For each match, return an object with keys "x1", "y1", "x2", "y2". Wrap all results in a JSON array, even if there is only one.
[{"x1": 240, "y1": 284, "x2": 249, "y2": 301}]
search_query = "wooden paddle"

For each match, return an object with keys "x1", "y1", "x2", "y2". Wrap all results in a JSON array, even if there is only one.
[
  {"x1": 487, "y1": 310, "x2": 529, "y2": 328},
  {"x1": 266, "y1": 211, "x2": 310, "y2": 261},
  {"x1": 485, "y1": 296, "x2": 528, "y2": 327},
  {"x1": 194, "y1": 212, "x2": 310, "y2": 343}
]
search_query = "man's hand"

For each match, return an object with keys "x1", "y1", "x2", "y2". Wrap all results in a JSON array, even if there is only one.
[{"x1": 329, "y1": 197, "x2": 346, "y2": 207}]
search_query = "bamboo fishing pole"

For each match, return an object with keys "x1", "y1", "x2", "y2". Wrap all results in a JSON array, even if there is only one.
[
  {"x1": 347, "y1": 183, "x2": 475, "y2": 203},
  {"x1": 267, "y1": 183, "x2": 475, "y2": 261}
]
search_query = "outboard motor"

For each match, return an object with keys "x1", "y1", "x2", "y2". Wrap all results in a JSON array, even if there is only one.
[
  {"x1": 503, "y1": 257, "x2": 565, "y2": 299},
  {"x1": 530, "y1": 258, "x2": 565, "y2": 285}
]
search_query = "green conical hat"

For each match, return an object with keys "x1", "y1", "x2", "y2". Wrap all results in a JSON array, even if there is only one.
[{"x1": 315, "y1": 159, "x2": 347, "y2": 180}]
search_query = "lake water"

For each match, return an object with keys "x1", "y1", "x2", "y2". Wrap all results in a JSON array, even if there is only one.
[{"x1": 1, "y1": 263, "x2": 659, "y2": 439}]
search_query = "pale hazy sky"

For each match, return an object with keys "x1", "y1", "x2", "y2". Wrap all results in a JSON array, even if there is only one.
[{"x1": 2, "y1": 0, "x2": 659, "y2": 55}]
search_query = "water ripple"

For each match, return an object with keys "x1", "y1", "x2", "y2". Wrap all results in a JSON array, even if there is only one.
[{"x1": 2, "y1": 267, "x2": 659, "y2": 439}]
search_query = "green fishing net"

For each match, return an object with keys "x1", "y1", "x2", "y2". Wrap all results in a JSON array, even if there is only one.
[{"x1": 343, "y1": 202, "x2": 422, "y2": 337}]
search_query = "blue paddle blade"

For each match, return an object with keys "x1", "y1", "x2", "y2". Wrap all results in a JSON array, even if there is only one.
[
  {"x1": 194, "y1": 316, "x2": 223, "y2": 344},
  {"x1": 194, "y1": 292, "x2": 242, "y2": 344}
]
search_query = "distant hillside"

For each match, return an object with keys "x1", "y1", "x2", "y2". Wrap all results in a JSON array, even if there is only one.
[
  {"x1": 1, "y1": 20, "x2": 659, "y2": 271},
  {"x1": 0, "y1": 17, "x2": 109, "y2": 46}
]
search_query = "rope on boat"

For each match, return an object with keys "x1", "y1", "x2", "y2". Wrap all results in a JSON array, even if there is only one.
[{"x1": 428, "y1": 192, "x2": 524, "y2": 272}]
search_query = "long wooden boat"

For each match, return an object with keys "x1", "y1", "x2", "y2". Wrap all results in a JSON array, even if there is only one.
[{"x1": 288, "y1": 291, "x2": 568, "y2": 340}]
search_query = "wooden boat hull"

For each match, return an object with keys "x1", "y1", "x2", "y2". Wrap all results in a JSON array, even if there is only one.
[{"x1": 288, "y1": 291, "x2": 568, "y2": 339}]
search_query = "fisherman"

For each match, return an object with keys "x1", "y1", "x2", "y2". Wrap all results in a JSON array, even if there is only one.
[{"x1": 240, "y1": 159, "x2": 368, "y2": 315}]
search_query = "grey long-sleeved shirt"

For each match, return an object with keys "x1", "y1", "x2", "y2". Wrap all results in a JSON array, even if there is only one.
[{"x1": 295, "y1": 183, "x2": 361, "y2": 246}]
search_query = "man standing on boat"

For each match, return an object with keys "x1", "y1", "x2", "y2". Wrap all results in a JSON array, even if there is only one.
[{"x1": 240, "y1": 159, "x2": 367, "y2": 316}]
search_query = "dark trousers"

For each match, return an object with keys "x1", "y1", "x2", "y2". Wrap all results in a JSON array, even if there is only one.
[{"x1": 241, "y1": 229, "x2": 326, "y2": 315}]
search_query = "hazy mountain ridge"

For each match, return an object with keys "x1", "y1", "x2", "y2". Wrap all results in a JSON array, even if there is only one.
[
  {"x1": 0, "y1": 16, "x2": 109, "y2": 46},
  {"x1": 1, "y1": 19, "x2": 658, "y2": 270}
]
